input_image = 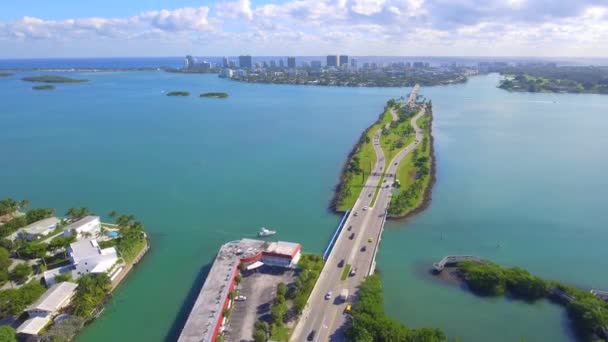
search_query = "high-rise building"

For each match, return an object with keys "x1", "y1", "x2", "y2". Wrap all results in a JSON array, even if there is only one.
[
  {"x1": 339, "y1": 55, "x2": 348, "y2": 67},
  {"x1": 311, "y1": 61, "x2": 322, "y2": 69},
  {"x1": 279, "y1": 59, "x2": 285, "y2": 68},
  {"x1": 238, "y1": 55, "x2": 253, "y2": 68},
  {"x1": 327, "y1": 55, "x2": 338, "y2": 67},
  {"x1": 287, "y1": 57, "x2": 296, "y2": 68},
  {"x1": 270, "y1": 60, "x2": 276, "y2": 68},
  {"x1": 350, "y1": 59, "x2": 357, "y2": 68},
  {"x1": 222, "y1": 57, "x2": 229, "y2": 68},
  {"x1": 185, "y1": 55, "x2": 196, "y2": 69}
]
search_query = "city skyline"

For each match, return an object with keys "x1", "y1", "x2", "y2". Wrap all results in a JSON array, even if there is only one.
[{"x1": 1, "y1": 0, "x2": 607, "y2": 58}]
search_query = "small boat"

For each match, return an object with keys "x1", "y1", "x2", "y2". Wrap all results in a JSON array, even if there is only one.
[{"x1": 258, "y1": 227, "x2": 276, "y2": 237}]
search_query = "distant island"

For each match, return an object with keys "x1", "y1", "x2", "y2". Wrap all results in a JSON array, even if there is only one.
[
  {"x1": 200, "y1": 92, "x2": 228, "y2": 98},
  {"x1": 21, "y1": 75, "x2": 88, "y2": 83},
  {"x1": 166, "y1": 91, "x2": 190, "y2": 96},
  {"x1": 0, "y1": 73, "x2": 13, "y2": 77},
  {"x1": 490, "y1": 65, "x2": 608, "y2": 94},
  {"x1": 32, "y1": 85, "x2": 55, "y2": 91}
]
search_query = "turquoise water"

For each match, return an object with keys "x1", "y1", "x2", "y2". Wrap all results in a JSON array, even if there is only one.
[
  {"x1": 1, "y1": 72, "x2": 606, "y2": 341},
  {"x1": 380, "y1": 74, "x2": 608, "y2": 341}
]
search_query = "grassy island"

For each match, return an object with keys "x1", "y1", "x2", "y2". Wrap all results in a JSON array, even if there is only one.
[
  {"x1": 346, "y1": 275, "x2": 446, "y2": 341},
  {"x1": 388, "y1": 101, "x2": 434, "y2": 217},
  {"x1": 32, "y1": 85, "x2": 55, "y2": 90},
  {"x1": 491, "y1": 65, "x2": 608, "y2": 94},
  {"x1": 200, "y1": 92, "x2": 228, "y2": 98},
  {"x1": 21, "y1": 75, "x2": 88, "y2": 83},
  {"x1": 445, "y1": 260, "x2": 608, "y2": 341},
  {"x1": 166, "y1": 91, "x2": 190, "y2": 97},
  {"x1": 333, "y1": 104, "x2": 393, "y2": 211}
]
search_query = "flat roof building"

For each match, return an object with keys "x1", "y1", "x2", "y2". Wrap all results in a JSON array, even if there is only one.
[
  {"x1": 238, "y1": 55, "x2": 252, "y2": 69},
  {"x1": 69, "y1": 239, "x2": 118, "y2": 277},
  {"x1": 178, "y1": 238, "x2": 301, "y2": 342},
  {"x1": 16, "y1": 217, "x2": 59, "y2": 241},
  {"x1": 63, "y1": 215, "x2": 101, "y2": 239}
]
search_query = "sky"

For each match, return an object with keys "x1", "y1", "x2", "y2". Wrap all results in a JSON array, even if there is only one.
[{"x1": 1, "y1": 0, "x2": 607, "y2": 58}]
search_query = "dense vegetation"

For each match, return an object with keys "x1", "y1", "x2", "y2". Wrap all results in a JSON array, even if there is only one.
[
  {"x1": 166, "y1": 91, "x2": 190, "y2": 96},
  {"x1": 0, "y1": 326, "x2": 16, "y2": 342},
  {"x1": 40, "y1": 316, "x2": 85, "y2": 342},
  {"x1": 33, "y1": 85, "x2": 55, "y2": 90},
  {"x1": 388, "y1": 102, "x2": 433, "y2": 216},
  {"x1": 98, "y1": 212, "x2": 147, "y2": 263},
  {"x1": 0, "y1": 280, "x2": 46, "y2": 318},
  {"x1": 345, "y1": 275, "x2": 446, "y2": 341},
  {"x1": 292, "y1": 254, "x2": 324, "y2": 314},
  {"x1": 200, "y1": 92, "x2": 229, "y2": 98},
  {"x1": 0, "y1": 198, "x2": 55, "y2": 239},
  {"x1": 456, "y1": 261, "x2": 608, "y2": 340},
  {"x1": 72, "y1": 273, "x2": 111, "y2": 320},
  {"x1": 21, "y1": 75, "x2": 88, "y2": 83},
  {"x1": 495, "y1": 65, "x2": 608, "y2": 94}
]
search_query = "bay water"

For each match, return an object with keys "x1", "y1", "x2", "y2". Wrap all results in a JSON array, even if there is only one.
[{"x1": 1, "y1": 70, "x2": 606, "y2": 341}]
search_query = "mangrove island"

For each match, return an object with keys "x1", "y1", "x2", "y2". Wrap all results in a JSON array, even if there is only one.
[
  {"x1": 32, "y1": 85, "x2": 55, "y2": 91},
  {"x1": 21, "y1": 75, "x2": 88, "y2": 83},
  {"x1": 200, "y1": 92, "x2": 228, "y2": 98},
  {"x1": 166, "y1": 91, "x2": 190, "y2": 97}
]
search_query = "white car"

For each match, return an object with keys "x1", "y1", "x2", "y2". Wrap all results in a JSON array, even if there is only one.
[
  {"x1": 235, "y1": 295, "x2": 247, "y2": 301},
  {"x1": 325, "y1": 291, "x2": 332, "y2": 300},
  {"x1": 362, "y1": 206, "x2": 368, "y2": 211}
]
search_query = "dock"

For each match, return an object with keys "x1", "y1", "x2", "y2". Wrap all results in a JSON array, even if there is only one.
[{"x1": 433, "y1": 255, "x2": 481, "y2": 272}]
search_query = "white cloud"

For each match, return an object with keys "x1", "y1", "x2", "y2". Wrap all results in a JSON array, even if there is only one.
[{"x1": 1, "y1": 0, "x2": 607, "y2": 57}]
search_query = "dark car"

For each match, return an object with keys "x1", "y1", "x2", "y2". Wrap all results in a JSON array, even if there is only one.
[
  {"x1": 347, "y1": 225, "x2": 352, "y2": 231},
  {"x1": 307, "y1": 330, "x2": 317, "y2": 341},
  {"x1": 338, "y1": 259, "x2": 345, "y2": 268},
  {"x1": 361, "y1": 246, "x2": 367, "y2": 252},
  {"x1": 349, "y1": 233, "x2": 355, "y2": 240}
]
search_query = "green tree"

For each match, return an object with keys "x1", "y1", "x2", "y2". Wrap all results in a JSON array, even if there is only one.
[
  {"x1": 253, "y1": 329, "x2": 266, "y2": 342},
  {"x1": 65, "y1": 208, "x2": 90, "y2": 221},
  {"x1": 0, "y1": 325, "x2": 17, "y2": 342},
  {"x1": 10, "y1": 263, "x2": 32, "y2": 284},
  {"x1": 25, "y1": 208, "x2": 55, "y2": 224},
  {"x1": 49, "y1": 236, "x2": 76, "y2": 258}
]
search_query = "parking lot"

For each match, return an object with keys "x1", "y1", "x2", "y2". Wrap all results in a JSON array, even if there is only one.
[{"x1": 224, "y1": 266, "x2": 297, "y2": 342}]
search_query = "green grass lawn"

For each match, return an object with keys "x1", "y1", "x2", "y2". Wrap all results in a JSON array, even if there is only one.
[
  {"x1": 341, "y1": 264, "x2": 352, "y2": 281},
  {"x1": 336, "y1": 108, "x2": 393, "y2": 211},
  {"x1": 379, "y1": 107, "x2": 416, "y2": 164},
  {"x1": 389, "y1": 112, "x2": 432, "y2": 216}
]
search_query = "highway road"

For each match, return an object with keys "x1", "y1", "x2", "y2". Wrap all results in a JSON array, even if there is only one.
[{"x1": 291, "y1": 86, "x2": 424, "y2": 342}]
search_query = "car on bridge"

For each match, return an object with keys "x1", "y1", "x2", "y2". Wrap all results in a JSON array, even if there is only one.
[
  {"x1": 325, "y1": 291, "x2": 332, "y2": 300},
  {"x1": 360, "y1": 245, "x2": 367, "y2": 252},
  {"x1": 368, "y1": 237, "x2": 374, "y2": 243},
  {"x1": 307, "y1": 330, "x2": 316, "y2": 341},
  {"x1": 349, "y1": 233, "x2": 355, "y2": 240}
]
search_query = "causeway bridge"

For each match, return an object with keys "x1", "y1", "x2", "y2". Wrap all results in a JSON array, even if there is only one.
[{"x1": 291, "y1": 85, "x2": 423, "y2": 342}]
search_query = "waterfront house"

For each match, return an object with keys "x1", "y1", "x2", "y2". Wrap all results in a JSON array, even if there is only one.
[
  {"x1": 16, "y1": 282, "x2": 78, "y2": 336},
  {"x1": 63, "y1": 215, "x2": 101, "y2": 238},
  {"x1": 14, "y1": 217, "x2": 60, "y2": 241},
  {"x1": 68, "y1": 239, "x2": 118, "y2": 277}
]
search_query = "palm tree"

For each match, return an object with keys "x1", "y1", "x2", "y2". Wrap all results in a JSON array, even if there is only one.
[
  {"x1": 109, "y1": 210, "x2": 117, "y2": 220},
  {"x1": 18, "y1": 199, "x2": 29, "y2": 211}
]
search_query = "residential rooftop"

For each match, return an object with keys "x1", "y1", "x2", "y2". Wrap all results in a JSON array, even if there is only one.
[
  {"x1": 20, "y1": 217, "x2": 59, "y2": 235},
  {"x1": 64, "y1": 215, "x2": 99, "y2": 230},
  {"x1": 69, "y1": 239, "x2": 115, "y2": 261},
  {"x1": 26, "y1": 281, "x2": 78, "y2": 312},
  {"x1": 16, "y1": 316, "x2": 50, "y2": 335}
]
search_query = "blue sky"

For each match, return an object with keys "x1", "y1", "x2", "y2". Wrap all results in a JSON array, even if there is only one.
[{"x1": 1, "y1": 0, "x2": 607, "y2": 58}]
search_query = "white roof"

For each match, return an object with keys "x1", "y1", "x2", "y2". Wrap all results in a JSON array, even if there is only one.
[
  {"x1": 21, "y1": 217, "x2": 59, "y2": 235},
  {"x1": 69, "y1": 239, "x2": 103, "y2": 261},
  {"x1": 26, "y1": 282, "x2": 78, "y2": 312},
  {"x1": 16, "y1": 316, "x2": 50, "y2": 335},
  {"x1": 64, "y1": 215, "x2": 99, "y2": 231},
  {"x1": 265, "y1": 241, "x2": 300, "y2": 256}
]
